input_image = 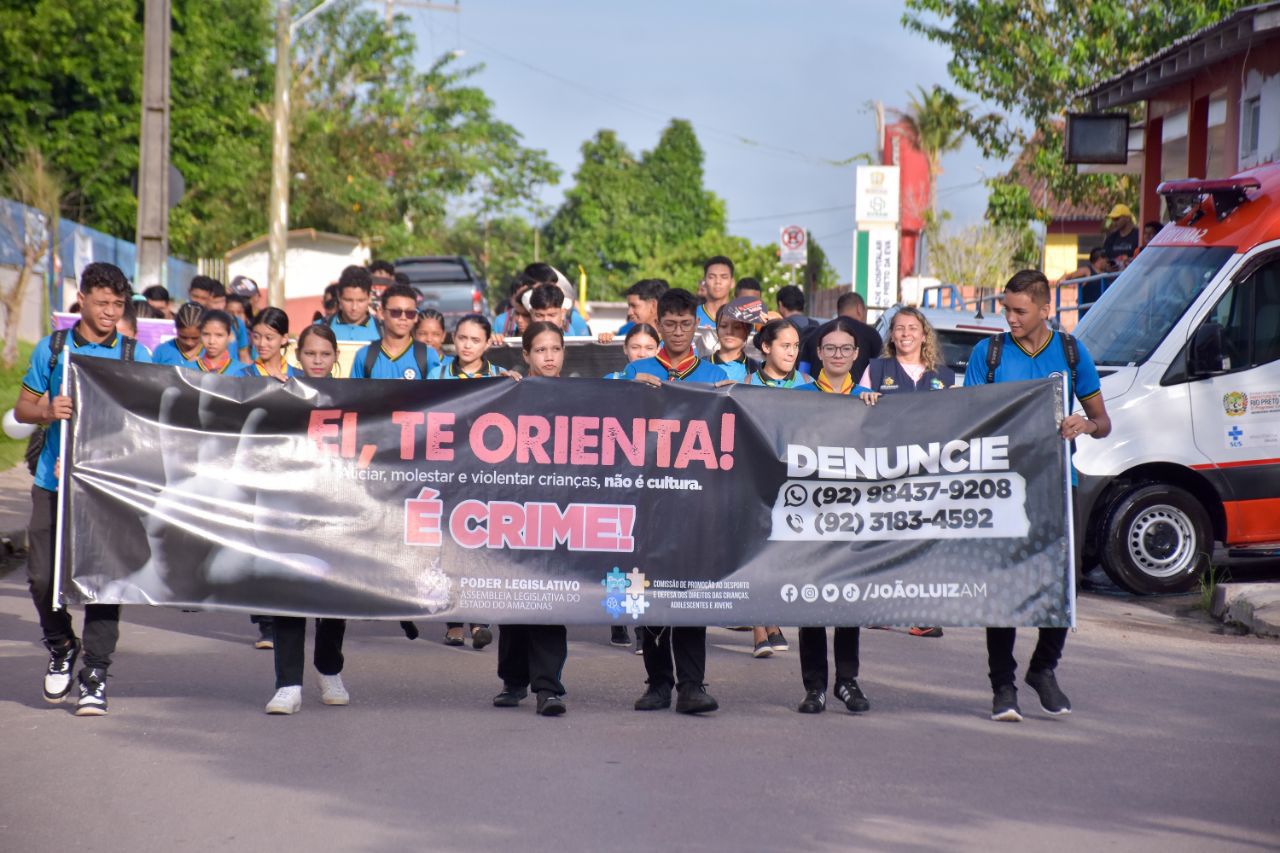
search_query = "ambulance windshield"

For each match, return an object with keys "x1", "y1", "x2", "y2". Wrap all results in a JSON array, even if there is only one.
[{"x1": 1074, "y1": 245, "x2": 1233, "y2": 366}]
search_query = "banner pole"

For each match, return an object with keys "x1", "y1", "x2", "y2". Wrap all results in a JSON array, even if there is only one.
[
  {"x1": 51, "y1": 348, "x2": 70, "y2": 611},
  {"x1": 1061, "y1": 373, "x2": 1077, "y2": 630}
]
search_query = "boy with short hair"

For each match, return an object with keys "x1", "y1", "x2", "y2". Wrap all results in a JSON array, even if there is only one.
[
  {"x1": 349, "y1": 284, "x2": 439, "y2": 379},
  {"x1": 964, "y1": 269, "x2": 1112, "y2": 722},
  {"x1": 14, "y1": 262, "x2": 153, "y2": 716},
  {"x1": 327, "y1": 266, "x2": 382, "y2": 342},
  {"x1": 623, "y1": 288, "x2": 728, "y2": 714}
]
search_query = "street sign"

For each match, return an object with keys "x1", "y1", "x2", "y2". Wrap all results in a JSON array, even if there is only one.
[
  {"x1": 779, "y1": 224, "x2": 807, "y2": 266},
  {"x1": 855, "y1": 165, "x2": 900, "y2": 225},
  {"x1": 852, "y1": 228, "x2": 899, "y2": 313}
]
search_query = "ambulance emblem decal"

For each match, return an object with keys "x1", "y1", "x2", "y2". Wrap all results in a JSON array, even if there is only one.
[{"x1": 1223, "y1": 391, "x2": 1248, "y2": 416}]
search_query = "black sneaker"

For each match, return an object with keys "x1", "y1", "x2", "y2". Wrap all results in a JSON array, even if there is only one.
[
  {"x1": 798, "y1": 689, "x2": 826, "y2": 714},
  {"x1": 834, "y1": 679, "x2": 870, "y2": 713},
  {"x1": 492, "y1": 686, "x2": 527, "y2": 707},
  {"x1": 75, "y1": 668, "x2": 108, "y2": 716},
  {"x1": 43, "y1": 639, "x2": 80, "y2": 703},
  {"x1": 633, "y1": 684, "x2": 672, "y2": 711},
  {"x1": 536, "y1": 691, "x2": 566, "y2": 716},
  {"x1": 470, "y1": 626, "x2": 493, "y2": 650},
  {"x1": 610, "y1": 625, "x2": 631, "y2": 646},
  {"x1": 1025, "y1": 669, "x2": 1072, "y2": 715},
  {"x1": 991, "y1": 684, "x2": 1022, "y2": 722},
  {"x1": 675, "y1": 684, "x2": 719, "y2": 715}
]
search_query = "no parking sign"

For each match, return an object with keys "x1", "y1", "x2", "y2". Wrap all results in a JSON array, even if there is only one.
[{"x1": 779, "y1": 224, "x2": 807, "y2": 266}]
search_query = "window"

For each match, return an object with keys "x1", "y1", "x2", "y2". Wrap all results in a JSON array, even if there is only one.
[
  {"x1": 1199, "y1": 257, "x2": 1280, "y2": 371},
  {"x1": 1241, "y1": 96, "x2": 1262, "y2": 158}
]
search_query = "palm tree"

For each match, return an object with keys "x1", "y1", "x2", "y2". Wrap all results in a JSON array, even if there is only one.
[{"x1": 898, "y1": 85, "x2": 968, "y2": 225}]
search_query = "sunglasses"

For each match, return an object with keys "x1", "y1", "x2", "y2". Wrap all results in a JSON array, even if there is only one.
[{"x1": 384, "y1": 308, "x2": 416, "y2": 319}]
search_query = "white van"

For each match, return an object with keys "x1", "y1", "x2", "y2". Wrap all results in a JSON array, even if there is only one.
[{"x1": 1072, "y1": 165, "x2": 1280, "y2": 594}]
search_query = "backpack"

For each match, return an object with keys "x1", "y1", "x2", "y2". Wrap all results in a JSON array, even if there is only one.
[
  {"x1": 25, "y1": 329, "x2": 137, "y2": 474},
  {"x1": 985, "y1": 331, "x2": 1078, "y2": 390},
  {"x1": 363, "y1": 339, "x2": 431, "y2": 379}
]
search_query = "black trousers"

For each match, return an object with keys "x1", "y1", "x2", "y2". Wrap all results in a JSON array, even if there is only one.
[
  {"x1": 497, "y1": 624, "x2": 567, "y2": 696},
  {"x1": 640, "y1": 626, "x2": 707, "y2": 690},
  {"x1": 798, "y1": 627, "x2": 860, "y2": 691},
  {"x1": 273, "y1": 616, "x2": 347, "y2": 689},
  {"x1": 986, "y1": 627, "x2": 1067, "y2": 689},
  {"x1": 27, "y1": 486, "x2": 120, "y2": 671}
]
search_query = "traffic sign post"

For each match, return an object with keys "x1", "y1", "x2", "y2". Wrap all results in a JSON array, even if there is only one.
[
  {"x1": 780, "y1": 224, "x2": 807, "y2": 286},
  {"x1": 853, "y1": 166, "x2": 902, "y2": 313}
]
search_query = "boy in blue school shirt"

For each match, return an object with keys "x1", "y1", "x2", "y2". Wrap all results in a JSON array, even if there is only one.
[
  {"x1": 348, "y1": 284, "x2": 440, "y2": 378},
  {"x1": 14, "y1": 263, "x2": 153, "y2": 717},
  {"x1": 624, "y1": 288, "x2": 728, "y2": 715},
  {"x1": 326, "y1": 265, "x2": 383, "y2": 342},
  {"x1": 964, "y1": 270, "x2": 1111, "y2": 724}
]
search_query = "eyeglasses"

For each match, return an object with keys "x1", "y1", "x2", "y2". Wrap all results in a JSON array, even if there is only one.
[
  {"x1": 659, "y1": 320, "x2": 696, "y2": 332},
  {"x1": 819, "y1": 344, "x2": 857, "y2": 356},
  {"x1": 384, "y1": 308, "x2": 416, "y2": 319}
]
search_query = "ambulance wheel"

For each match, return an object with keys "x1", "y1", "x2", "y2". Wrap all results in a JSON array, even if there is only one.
[{"x1": 1099, "y1": 482, "x2": 1212, "y2": 594}]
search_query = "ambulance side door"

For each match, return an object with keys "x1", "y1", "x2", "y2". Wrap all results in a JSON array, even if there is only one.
[{"x1": 1185, "y1": 249, "x2": 1280, "y2": 543}]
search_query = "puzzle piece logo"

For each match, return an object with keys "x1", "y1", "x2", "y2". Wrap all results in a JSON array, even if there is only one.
[
  {"x1": 602, "y1": 566, "x2": 650, "y2": 621},
  {"x1": 623, "y1": 594, "x2": 650, "y2": 618},
  {"x1": 602, "y1": 567, "x2": 629, "y2": 594}
]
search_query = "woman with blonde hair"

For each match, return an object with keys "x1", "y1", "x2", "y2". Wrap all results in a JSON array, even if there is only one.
[
  {"x1": 859, "y1": 306, "x2": 955, "y2": 639},
  {"x1": 858, "y1": 306, "x2": 954, "y2": 393}
]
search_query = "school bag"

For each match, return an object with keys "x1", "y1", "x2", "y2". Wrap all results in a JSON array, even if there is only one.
[
  {"x1": 362, "y1": 339, "x2": 432, "y2": 379},
  {"x1": 985, "y1": 331, "x2": 1078, "y2": 389}
]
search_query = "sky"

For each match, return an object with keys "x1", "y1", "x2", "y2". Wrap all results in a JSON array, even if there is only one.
[{"x1": 403, "y1": 0, "x2": 1011, "y2": 284}]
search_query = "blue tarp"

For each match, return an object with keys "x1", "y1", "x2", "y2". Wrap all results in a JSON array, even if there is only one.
[{"x1": 0, "y1": 197, "x2": 195, "y2": 301}]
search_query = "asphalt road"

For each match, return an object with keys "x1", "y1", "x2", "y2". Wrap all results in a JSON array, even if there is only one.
[{"x1": 0, "y1": 579, "x2": 1276, "y2": 853}]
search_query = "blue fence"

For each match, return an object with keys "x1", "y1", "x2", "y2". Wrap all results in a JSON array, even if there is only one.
[{"x1": 0, "y1": 197, "x2": 195, "y2": 302}]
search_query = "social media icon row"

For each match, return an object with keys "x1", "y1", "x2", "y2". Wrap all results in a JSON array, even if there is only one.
[{"x1": 779, "y1": 583, "x2": 860, "y2": 604}]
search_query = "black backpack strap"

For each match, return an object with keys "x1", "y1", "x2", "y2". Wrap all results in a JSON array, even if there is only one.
[
  {"x1": 985, "y1": 333, "x2": 1005, "y2": 384},
  {"x1": 412, "y1": 342, "x2": 430, "y2": 378},
  {"x1": 363, "y1": 339, "x2": 382, "y2": 378},
  {"x1": 47, "y1": 328, "x2": 69, "y2": 372},
  {"x1": 1060, "y1": 332, "x2": 1079, "y2": 394},
  {"x1": 120, "y1": 335, "x2": 137, "y2": 362}
]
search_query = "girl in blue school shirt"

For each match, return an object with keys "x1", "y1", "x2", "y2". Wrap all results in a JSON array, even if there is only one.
[
  {"x1": 711, "y1": 305, "x2": 761, "y2": 382},
  {"x1": 603, "y1": 323, "x2": 660, "y2": 380},
  {"x1": 234, "y1": 308, "x2": 304, "y2": 379},
  {"x1": 429, "y1": 314, "x2": 506, "y2": 381},
  {"x1": 429, "y1": 313, "x2": 501, "y2": 650},
  {"x1": 151, "y1": 302, "x2": 206, "y2": 369},
  {"x1": 744, "y1": 319, "x2": 816, "y2": 390},
  {"x1": 796, "y1": 316, "x2": 879, "y2": 716},
  {"x1": 194, "y1": 310, "x2": 238, "y2": 375}
]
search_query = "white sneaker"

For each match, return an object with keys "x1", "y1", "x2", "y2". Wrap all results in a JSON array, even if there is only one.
[
  {"x1": 318, "y1": 674, "x2": 349, "y2": 706},
  {"x1": 265, "y1": 685, "x2": 302, "y2": 715}
]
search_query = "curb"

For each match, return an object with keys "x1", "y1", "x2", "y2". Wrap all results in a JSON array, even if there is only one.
[{"x1": 1211, "y1": 584, "x2": 1280, "y2": 638}]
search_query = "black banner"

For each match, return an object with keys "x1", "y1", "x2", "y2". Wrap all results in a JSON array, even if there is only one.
[{"x1": 62, "y1": 357, "x2": 1072, "y2": 627}]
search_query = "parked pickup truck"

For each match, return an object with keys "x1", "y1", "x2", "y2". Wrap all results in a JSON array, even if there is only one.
[{"x1": 393, "y1": 256, "x2": 491, "y2": 330}]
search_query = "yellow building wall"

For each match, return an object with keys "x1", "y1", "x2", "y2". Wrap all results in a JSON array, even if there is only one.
[{"x1": 1044, "y1": 233, "x2": 1082, "y2": 281}]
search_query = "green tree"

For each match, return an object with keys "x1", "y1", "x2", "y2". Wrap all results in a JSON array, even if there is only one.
[
  {"x1": 902, "y1": 0, "x2": 1250, "y2": 219},
  {"x1": 894, "y1": 85, "x2": 970, "y2": 229},
  {"x1": 0, "y1": 147, "x2": 63, "y2": 366},
  {"x1": 0, "y1": 0, "x2": 273, "y2": 260}
]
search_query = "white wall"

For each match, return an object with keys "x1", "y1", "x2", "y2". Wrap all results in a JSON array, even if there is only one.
[
  {"x1": 1239, "y1": 67, "x2": 1280, "y2": 170},
  {"x1": 227, "y1": 240, "x2": 370, "y2": 301}
]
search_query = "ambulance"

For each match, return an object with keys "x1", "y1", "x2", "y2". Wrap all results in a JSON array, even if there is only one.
[{"x1": 1072, "y1": 163, "x2": 1280, "y2": 594}]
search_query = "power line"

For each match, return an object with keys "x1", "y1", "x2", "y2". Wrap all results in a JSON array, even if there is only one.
[
  {"x1": 457, "y1": 32, "x2": 855, "y2": 168},
  {"x1": 729, "y1": 204, "x2": 853, "y2": 224}
]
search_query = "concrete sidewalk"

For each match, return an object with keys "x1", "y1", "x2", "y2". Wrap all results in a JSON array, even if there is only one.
[{"x1": 1213, "y1": 583, "x2": 1280, "y2": 638}]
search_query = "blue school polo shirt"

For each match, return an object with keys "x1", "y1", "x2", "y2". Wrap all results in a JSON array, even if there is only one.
[
  {"x1": 232, "y1": 360, "x2": 304, "y2": 378},
  {"x1": 745, "y1": 370, "x2": 817, "y2": 391},
  {"x1": 622, "y1": 355, "x2": 728, "y2": 385},
  {"x1": 429, "y1": 357, "x2": 503, "y2": 379},
  {"x1": 349, "y1": 341, "x2": 440, "y2": 379},
  {"x1": 151, "y1": 339, "x2": 201, "y2": 369},
  {"x1": 21, "y1": 326, "x2": 153, "y2": 492},
  {"x1": 327, "y1": 314, "x2": 382, "y2": 342}
]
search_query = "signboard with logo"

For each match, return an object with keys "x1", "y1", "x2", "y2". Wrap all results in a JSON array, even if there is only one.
[
  {"x1": 779, "y1": 224, "x2": 807, "y2": 266},
  {"x1": 855, "y1": 166, "x2": 901, "y2": 225},
  {"x1": 853, "y1": 229, "x2": 899, "y2": 312}
]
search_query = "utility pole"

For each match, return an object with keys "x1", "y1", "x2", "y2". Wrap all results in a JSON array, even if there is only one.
[
  {"x1": 267, "y1": 0, "x2": 292, "y2": 309},
  {"x1": 135, "y1": 0, "x2": 171, "y2": 289}
]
